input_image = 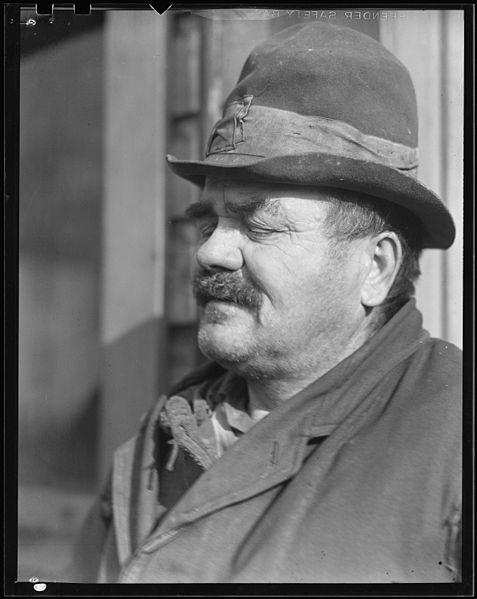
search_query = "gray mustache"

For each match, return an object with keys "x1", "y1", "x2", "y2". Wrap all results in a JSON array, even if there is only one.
[{"x1": 192, "y1": 272, "x2": 262, "y2": 309}]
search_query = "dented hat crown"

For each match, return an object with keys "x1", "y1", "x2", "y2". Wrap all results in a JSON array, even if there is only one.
[{"x1": 167, "y1": 21, "x2": 455, "y2": 249}]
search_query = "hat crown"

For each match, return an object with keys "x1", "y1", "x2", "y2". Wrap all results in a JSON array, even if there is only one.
[{"x1": 226, "y1": 22, "x2": 418, "y2": 147}]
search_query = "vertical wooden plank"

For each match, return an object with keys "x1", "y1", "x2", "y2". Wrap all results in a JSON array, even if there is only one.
[
  {"x1": 200, "y1": 16, "x2": 226, "y2": 147},
  {"x1": 170, "y1": 16, "x2": 201, "y2": 117},
  {"x1": 380, "y1": 10, "x2": 446, "y2": 340},
  {"x1": 99, "y1": 11, "x2": 168, "y2": 483},
  {"x1": 441, "y1": 11, "x2": 464, "y2": 348}
]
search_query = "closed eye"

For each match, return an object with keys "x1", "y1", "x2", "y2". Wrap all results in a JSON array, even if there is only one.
[
  {"x1": 243, "y1": 217, "x2": 288, "y2": 240},
  {"x1": 197, "y1": 218, "x2": 218, "y2": 239},
  {"x1": 245, "y1": 225, "x2": 275, "y2": 240}
]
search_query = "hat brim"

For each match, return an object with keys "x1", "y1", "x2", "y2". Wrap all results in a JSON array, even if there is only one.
[{"x1": 166, "y1": 152, "x2": 455, "y2": 250}]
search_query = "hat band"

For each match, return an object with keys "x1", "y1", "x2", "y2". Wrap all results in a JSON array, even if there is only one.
[{"x1": 206, "y1": 98, "x2": 419, "y2": 174}]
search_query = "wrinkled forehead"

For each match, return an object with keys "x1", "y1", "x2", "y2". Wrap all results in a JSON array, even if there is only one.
[
  {"x1": 200, "y1": 178, "x2": 273, "y2": 214},
  {"x1": 199, "y1": 178, "x2": 329, "y2": 215}
]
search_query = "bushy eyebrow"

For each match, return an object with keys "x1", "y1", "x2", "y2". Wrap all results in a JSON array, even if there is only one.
[
  {"x1": 184, "y1": 200, "x2": 215, "y2": 220},
  {"x1": 226, "y1": 194, "x2": 269, "y2": 216}
]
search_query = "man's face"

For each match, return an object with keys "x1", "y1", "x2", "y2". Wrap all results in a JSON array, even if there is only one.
[{"x1": 188, "y1": 178, "x2": 370, "y2": 380}]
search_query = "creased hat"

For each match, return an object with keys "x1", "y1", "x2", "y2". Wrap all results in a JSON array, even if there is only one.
[{"x1": 166, "y1": 22, "x2": 455, "y2": 249}]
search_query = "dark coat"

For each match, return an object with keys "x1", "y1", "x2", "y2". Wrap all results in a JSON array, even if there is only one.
[{"x1": 67, "y1": 300, "x2": 462, "y2": 583}]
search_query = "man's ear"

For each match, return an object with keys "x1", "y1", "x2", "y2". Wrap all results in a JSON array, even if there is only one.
[{"x1": 361, "y1": 232, "x2": 402, "y2": 308}]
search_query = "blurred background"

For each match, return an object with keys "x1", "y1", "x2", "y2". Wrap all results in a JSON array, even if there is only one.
[{"x1": 17, "y1": 7, "x2": 464, "y2": 581}]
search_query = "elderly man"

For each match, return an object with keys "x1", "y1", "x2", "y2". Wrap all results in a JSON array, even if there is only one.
[{"x1": 70, "y1": 22, "x2": 461, "y2": 583}]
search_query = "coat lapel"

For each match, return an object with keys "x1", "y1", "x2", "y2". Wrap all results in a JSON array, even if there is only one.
[
  {"x1": 151, "y1": 409, "x2": 314, "y2": 534},
  {"x1": 112, "y1": 396, "x2": 168, "y2": 564}
]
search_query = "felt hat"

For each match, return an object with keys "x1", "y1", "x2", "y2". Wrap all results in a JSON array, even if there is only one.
[{"x1": 166, "y1": 22, "x2": 455, "y2": 249}]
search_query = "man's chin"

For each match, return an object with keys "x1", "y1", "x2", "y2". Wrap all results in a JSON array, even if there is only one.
[{"x1": 197, "y1": 317, "x2": 254, "y2": 366}]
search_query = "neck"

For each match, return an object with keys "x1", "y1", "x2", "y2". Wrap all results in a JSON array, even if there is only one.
[
  {"x1": 247, "y1": 376, "x2": 320, "y2": 413},
  {"x1": 246, "y1": 316, "x2": 378, "y2": 412}
]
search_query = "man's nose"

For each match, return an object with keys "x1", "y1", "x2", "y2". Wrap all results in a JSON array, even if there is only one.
[{"x1": 196, "y1": 225, "x2": 244, "y2": 272}]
